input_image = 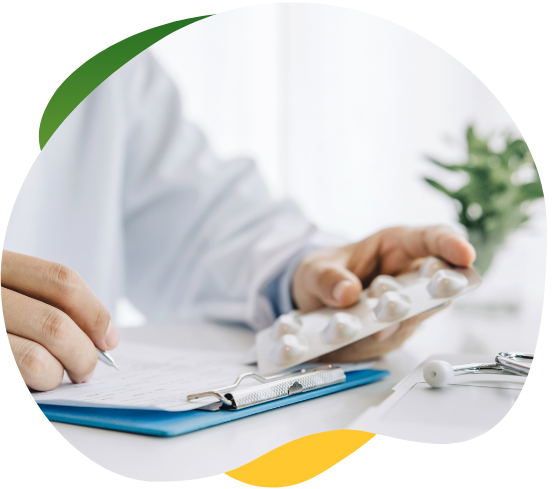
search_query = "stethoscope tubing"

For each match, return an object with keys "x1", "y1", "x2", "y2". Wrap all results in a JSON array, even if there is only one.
[
  {"x1": 453, "y1": 352, "x2": 532, "y2": 377},
  {"x1": 423, "y1": 352, "x2": 533, "y2": 388}
]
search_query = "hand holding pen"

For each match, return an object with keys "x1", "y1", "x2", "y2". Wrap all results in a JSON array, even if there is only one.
[{"x1": 3, "y1": 251, "x2": 120, "y2": 391}]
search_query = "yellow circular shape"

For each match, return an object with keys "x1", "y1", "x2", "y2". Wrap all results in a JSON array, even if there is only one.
[{"x1": 225, "y1": 429, "x2": 375, "y2": 487}]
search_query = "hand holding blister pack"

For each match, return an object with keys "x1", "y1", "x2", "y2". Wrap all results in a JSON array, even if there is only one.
[{"x1": 256, "y1": 257, "x2": 482, "y2": 375}]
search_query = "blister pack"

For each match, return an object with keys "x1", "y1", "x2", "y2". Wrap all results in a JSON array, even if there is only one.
[{"x1": 256, "y1": 256, "x2": 482, "y2": 375}]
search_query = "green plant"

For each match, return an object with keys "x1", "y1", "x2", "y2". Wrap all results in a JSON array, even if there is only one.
[{"x1": 424, "y1": 126, "x2": 543, "y2": 275}]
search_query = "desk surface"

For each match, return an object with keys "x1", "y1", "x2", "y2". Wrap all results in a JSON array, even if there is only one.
[{"x1": 51, "y1": 321, "x2": 420, "y2": 481}]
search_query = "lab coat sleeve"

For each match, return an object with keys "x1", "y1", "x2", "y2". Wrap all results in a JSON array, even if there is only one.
[
  {"x1": 120, "y1": 52, "x2": 318, "y2": 330},
  {"x1": 261, "y1": 244, "x2": 318, "y2": 317}
]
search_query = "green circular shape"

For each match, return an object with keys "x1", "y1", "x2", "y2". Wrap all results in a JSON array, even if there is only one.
[{"x1": 39, "y1": 15, "x2": 212, "y2": 149}]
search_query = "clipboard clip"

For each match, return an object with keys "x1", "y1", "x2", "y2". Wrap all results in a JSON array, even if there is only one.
[{"x1": 187, "y1": 365, "x2": 346, "y2": 410}]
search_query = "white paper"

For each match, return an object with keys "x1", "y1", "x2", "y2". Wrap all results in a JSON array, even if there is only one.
[{"x1": 32, "y1": 342, "x2": 249, "y2": 411}]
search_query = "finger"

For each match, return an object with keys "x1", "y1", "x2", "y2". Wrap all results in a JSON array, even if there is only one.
[
  {"x1": 398, "y1": 226, "x2": 476, "y2": 267},
  {"x1": 315, "y1": 304, "x2": 449, "y2": 363},
  {"x1": 324, "y1": 322, "x2": 415, "y2": 362},
  {"x1": 307, "y1": 263, "x2": 363, "y2": 309},
  {"x1": 372, "y1": 323, "x2": 400, "y2": 342},
  {"x1": 373, "y1": 302, "x2": 449, "y2": 342},
  {"x1": 8, "y1": 333, "x2": 64, "y2": 391},
  {"x1": 3, "y1": 287, "x2": 97, "y2": 383},
  {"x1": 372, "y1": 301, "x2": 450, "y2": 341},
  {"x1": 2, "y1": 251, "x2": 118, "y2": 351},
  {"x1": 399, "y1": 301, "x2": 450, "y2": 328},
  {"x1": 315, "y1": 335, "x2": 379, "y2": 363}
]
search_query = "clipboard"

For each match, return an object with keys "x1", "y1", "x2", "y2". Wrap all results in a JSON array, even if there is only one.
[{"x1": 38, "y1": 368, "x2": 389, "y2": 437}]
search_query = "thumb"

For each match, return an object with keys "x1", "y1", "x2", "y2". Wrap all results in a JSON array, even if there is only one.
[{"x1": 311, "y1": 265, "x2": 363, "y2": 309}]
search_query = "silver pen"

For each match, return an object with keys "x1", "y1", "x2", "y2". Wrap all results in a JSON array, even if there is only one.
[{"x1": 96, "y1": 348, "x2": 120, "y2": 370}]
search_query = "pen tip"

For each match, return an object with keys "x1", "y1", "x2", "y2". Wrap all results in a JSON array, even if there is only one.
[{"x1": 114, "y1": 364, "x2": 120, "y2": 371}]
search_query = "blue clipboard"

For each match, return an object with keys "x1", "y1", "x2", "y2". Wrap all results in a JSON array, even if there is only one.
[{"x1": 38, "y1": 369, "x2": 389, "y2": 437}]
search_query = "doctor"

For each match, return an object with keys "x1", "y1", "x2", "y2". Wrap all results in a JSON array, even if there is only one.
[{"x1": 2, "y1": 52, "x2": 475, "y2": 392}]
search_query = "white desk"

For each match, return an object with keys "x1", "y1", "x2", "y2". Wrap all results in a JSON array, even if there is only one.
[
  {"x1": 44, "y1": 323, "x2": 418, "y2": 481},
  {"x1": 51, "y1": 321, "x2": 420, "y2": 481}
]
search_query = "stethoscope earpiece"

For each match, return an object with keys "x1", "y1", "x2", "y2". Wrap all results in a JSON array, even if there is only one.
[{"x1": 423, "y1": 360, "x2": 455, "y2": 388}]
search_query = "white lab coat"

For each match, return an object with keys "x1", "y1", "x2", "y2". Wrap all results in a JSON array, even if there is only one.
[{"x1": 4, "y1": 52, "x2": 322, "y2": 330}]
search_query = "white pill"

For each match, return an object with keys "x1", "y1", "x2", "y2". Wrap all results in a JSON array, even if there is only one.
[
  {"x1": 427, "y1": 269, "x2": 469, "y2": 298},
  {"x1": 373, "y1": 291, "x2": 412, "y2": 322},
  {"x1": 423, "y1": 360, "x2": 455, "y2": 388},
  {"x1": 419, "y1": 256, "x2": 449, "y2": 278},
  {"x1": 368, "y1": 275, "x2": 403, "y2": 298},
  {"x1": 322, "y1": 312, "x2": 362, "y2": 343},
  {"x1": 270, "y1": 334, "x2": 308, "y2": 365},
  {"x1": 271, "y1": 313, "x2": 302, "y2": 339}
]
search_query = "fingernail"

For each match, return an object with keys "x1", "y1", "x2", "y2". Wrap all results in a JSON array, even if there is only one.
[
  {"x1": 80, "y1": 370, "x2": 95, "y2": 383},
  {"x1": 333, "y1": 280, "x2": 352, "y2": 302},
  {"x1": 375, "y1": 323, "x2": 400, "y2": 342},
  {"x1": 105, "y1": 320, "x2": 120, "y2": 350}
]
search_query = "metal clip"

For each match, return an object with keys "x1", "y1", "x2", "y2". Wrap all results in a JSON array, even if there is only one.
[{"x1": 187, "y1": 365, "x2": 345, "y2": 410}]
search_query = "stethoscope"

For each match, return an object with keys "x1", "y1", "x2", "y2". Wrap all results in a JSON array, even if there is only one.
[{"x1": 423, "y1": 352, "x2": 533, "y2": 388}]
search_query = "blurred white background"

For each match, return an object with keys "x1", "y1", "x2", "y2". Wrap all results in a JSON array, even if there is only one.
[{"x1": 119, "y1": 3, "x2": 545, "y2": 362}]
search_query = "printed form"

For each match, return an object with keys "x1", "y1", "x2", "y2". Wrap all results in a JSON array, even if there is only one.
[{"x1": 32, "y1": 343, "x2": 248, "y2": 411}]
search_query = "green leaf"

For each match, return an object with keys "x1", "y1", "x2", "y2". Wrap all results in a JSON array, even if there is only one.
[
  {"x1": 519, "y1": 181, "x2": 544, "y2": 200},
  {"x1": 426, "y1": 157, "x2": 466, "y2": 172},
  {"x1": 426, "y1": 156, "x2": 490, "y2": 175},
  {"x1": 424, "y1": 178, "x2": 454, "y2": 197},
  {"x1": 466, "y1": 125, "x2": 489, "y2": 153},
  {"x1": 505, "y1": 139, "x2": 529, "y2": 157}
]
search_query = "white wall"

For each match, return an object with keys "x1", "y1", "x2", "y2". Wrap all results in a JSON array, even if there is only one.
[
  {"x1": 152, "y1": 4, "x2": 523, "y2": 238},
  {"x1": 145, "y1": 4, "x2": 545, "y2": 356}
]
